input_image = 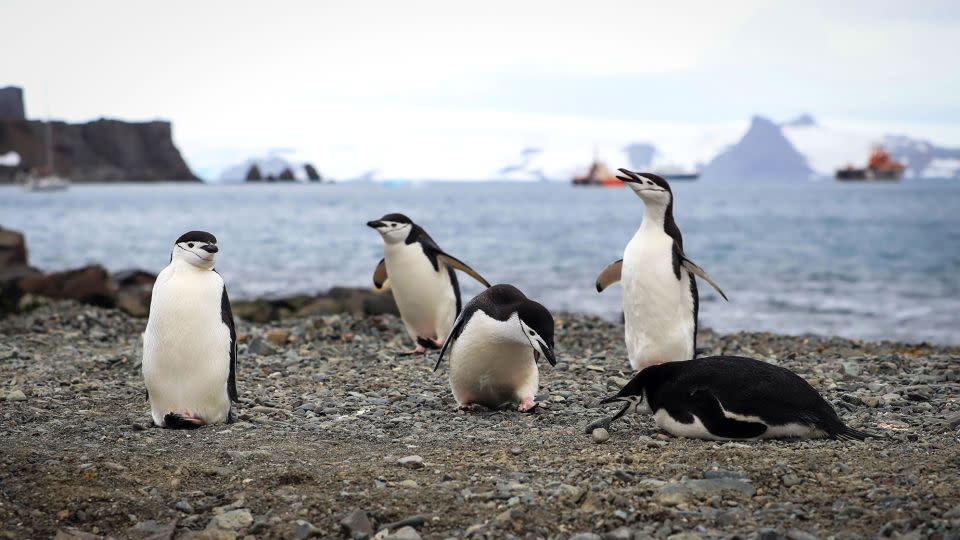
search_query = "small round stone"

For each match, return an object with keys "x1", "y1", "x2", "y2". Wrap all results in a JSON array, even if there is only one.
[{"x1": 592, "y1": 428, "x2": 610, "y2": 443}]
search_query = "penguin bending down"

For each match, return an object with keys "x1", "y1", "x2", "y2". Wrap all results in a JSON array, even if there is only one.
[
  {"x1": 434, "y1": 284, "x2": 555, "y2": 412},
  {"x1": 596, "y1": 169, "x2": 727, "y2": 371},
  {"x1": 142, "y1": 231, "x2": 238, "y2": 428},
  {"x1": 590, "y1": 356, "x2": 876, "y2": 441},
  {"x1": 367, "y1": 213, "x2": 491, "y2": 354}
]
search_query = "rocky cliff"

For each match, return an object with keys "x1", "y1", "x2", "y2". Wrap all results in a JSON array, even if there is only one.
[
  {"x1": 0, "y1": 87, "x2": 25, "y2": 120},
  {"x1": 0, "y1": 86, "x2": 198, "y2": 183}
]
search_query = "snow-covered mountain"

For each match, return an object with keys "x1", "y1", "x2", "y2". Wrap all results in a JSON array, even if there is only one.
[
  {"x1": 702, "y1": 116, "x2": 813, "y2": 180},
  {"x1": 783, "y1": 116, "x2": 960, "y2": 179}
]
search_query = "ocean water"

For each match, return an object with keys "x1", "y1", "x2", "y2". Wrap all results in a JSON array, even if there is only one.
[{"x1": 2, "y1": 180, "x2": 959, "y2": 345}]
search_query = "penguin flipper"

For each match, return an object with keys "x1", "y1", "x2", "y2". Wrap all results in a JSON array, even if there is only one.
[
  {"x1": 595, "y1": 259, "x2": 623, "y2": 292},
  {"x1": 436, "y1": 253, "x2": 491, "y2": 288},
  {"x1": 434, "y1": 308, "x2": 469, "y2": 371},
  {"x1": 681, "y1": 256, "x2": 728, "y2": 301},
  {"x1": 680, "y1": 389, "x2": 767, "y2": 439},
  {"x1": 372, "y1": 258, "x2": 390, "y2": 290},
  {"x1": 219, "y1": 283, "x2": 239, "y2": 403}
]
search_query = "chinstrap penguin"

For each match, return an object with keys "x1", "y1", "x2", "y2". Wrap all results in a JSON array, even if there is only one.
[
  {"x1": 142, "y1": 231, "x2": 238, "y2": 428},
  {"x1": 367, "y1": 213, "x2": 491, "y2": 354},
  {"x1": 434, "y1": 284, "x2": 555, "y2": 412},
  {"x1": 596, "y1": 169, "x2": 727, "y2": 370},
  {"x1": 589, "y1": 355, "x2": 876, "y2": 441}
]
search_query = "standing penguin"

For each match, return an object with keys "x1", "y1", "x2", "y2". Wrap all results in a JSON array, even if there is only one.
[
  {"x1": 596, "y1": 169, "x2": 727, "y2": 370},
  {"x1": 433, "y1": 285, "x2": 556, "y2": 412},
  {"x1": 367, "y1": 213, "x2": 491, "y2": 354},
  {"x1": 590, "y1": 356, "x2": 876, "y2": 441},
  {"x1": 142, "y1": 231, "x2": 237, "y2": 428}
]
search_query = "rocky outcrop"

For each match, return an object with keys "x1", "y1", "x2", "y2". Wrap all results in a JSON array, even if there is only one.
[
  {"x1": 0, "y1": 117, "x2": 199, "y2": 183},
  {"x1": 278, "y1": 167, "x2": 295, "y2": 181},
  {"x1": 233, "y1": 288, "x2": 399, "y2": 323},
  {"x1": 245, "y1": 164, "x2": 262, "y2": 181},
  {"x1": 0, "y1": 226, "x2": 40, "y2": 314},
  {"x1": 702, "y1": 116, "x2": 813, "y2": 180},
  {"x1": 19, "y1": 265, "x2": 117, "y2": 308},
  {"x1": 0, "y1": 226, "x2": 161, "y2": 317},
  {"x1": 0, "y1": 87, "x2": 25, "y2": 120},
  {"x1": 304, "y1": 163, "x2": 321, "y2": 181}
]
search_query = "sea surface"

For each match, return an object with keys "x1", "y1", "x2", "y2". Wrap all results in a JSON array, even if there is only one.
[{"x1": 2, "y1": 180, "x2": 959, "y2": 345}]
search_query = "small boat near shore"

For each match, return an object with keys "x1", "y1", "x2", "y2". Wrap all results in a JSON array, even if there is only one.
[
  {"x1": 836, "y1": 147, "x2": 904, "y2": 182},
  {"x1": 16, "y1": 122, "x2": 70, "y2": 192}
]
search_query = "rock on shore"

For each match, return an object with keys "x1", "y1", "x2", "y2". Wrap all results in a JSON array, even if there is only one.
[{"x1": 1, "y1": 301, "x2": 958, "y2": 539}]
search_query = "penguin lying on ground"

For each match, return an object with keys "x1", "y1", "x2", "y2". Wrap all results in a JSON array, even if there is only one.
[
  {"x1": 589, "y1": 355, "x2": 876, "y2": 440},
  {"x1": 596, "y1": 169, "x2": 727, "y2": 371},
  {"x1": 142, "y1": 231, "x2": 238, "y2": 428},
  {"x1": 434, "y1": 284, "x2": 555, "y2": 412},
  {"x1": 367, "y1": 213, "x2": 491, "y2": 354}
]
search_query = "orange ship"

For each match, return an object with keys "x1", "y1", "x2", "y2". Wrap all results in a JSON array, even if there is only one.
[
  {"x1": 836, "y1": 146, "x2": 905, "y2": 181},
  {"x1": 572, "y1": 157, "x2": 623, "y2": 186}
]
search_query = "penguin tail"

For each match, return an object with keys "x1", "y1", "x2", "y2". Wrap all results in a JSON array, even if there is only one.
[
  {"x1": 833, "y1": 424, "x2": 879, "y2": 441},
  {"x1": 163, "y1": 412, "x2": 204, "y2": 430},
  {"x1": 416, "y1": 337, "x2": 441, "y2": 350}
]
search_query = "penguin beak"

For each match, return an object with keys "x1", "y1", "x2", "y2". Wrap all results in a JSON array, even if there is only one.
[
  {"x1": 616, "y1": 168, "x2": 642, "y2": 184},
  {"x1": 201, "y1": 244, "x2": 219, "y2": 254},
  {"x1": 366, "y1": 220, "x2": 384, "y2": 229},
  {"x1": 541, "y1": 344, "x2": 556, "y2": 366}
]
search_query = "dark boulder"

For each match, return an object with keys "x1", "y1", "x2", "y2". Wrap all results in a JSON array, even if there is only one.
[
  {"x1": 19, "y1": 265, "x2": 117, "y2": 308},
  {"x1": 278, "y1": 167, "x2": 295, "y2": 181},
  {"x1": 113, "y1": 269, "x2": 157, "y2": 317},
  {"x1": 0, "y1": 226, "x2": 27, "y2": 266},
  {"x1": 0, "y1": 226, "x2": 40, "y2": 314}
]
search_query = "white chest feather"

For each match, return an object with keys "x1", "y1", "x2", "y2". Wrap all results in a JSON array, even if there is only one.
[
  {"x1": 384, "y1": 241, "x2": 457, "y2": 340},
  {"x1": 142, "y1": 263, "x2": 231, "y2": 425},
  {"x1": 448, "y1": 312, "x2": 538, "y2": 407},
  {"x1": 621, "y1": 225, "x2": 695, "y2": 369}
]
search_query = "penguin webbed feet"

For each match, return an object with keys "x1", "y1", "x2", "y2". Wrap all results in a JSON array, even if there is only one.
[{"x1": 162, "y1": 412, "x2": 205, "y2": 430}]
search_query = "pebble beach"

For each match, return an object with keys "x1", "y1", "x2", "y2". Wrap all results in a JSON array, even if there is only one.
[{"x1": 1, "y1": 300, "x2": 959, "y2": 539}]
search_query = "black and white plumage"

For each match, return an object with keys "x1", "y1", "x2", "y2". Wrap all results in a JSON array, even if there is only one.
[
  {"x1": 142, "y1": 231, "x2": 238, "y2": 429},
  {"x1": 591, "y1": 356, "x2": 876, "y2": 441},
  {"x1": 434, "y1": 284, "x2": 555, "y2": 412},
  {"x1": 367, "y1": 213, "x2": 490, "y2": 354},
  {"x1": 595, "y1": 169, "x2": 727, "y2": 370}
]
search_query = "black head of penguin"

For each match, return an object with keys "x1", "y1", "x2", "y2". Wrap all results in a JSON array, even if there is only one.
[
  {"x1": 617, "y1": 169, "x2": 674, "y2": 209},
  {"x1": 517, "y1": 298, "x2": 555, "y2": 366},
  {"x1": 171, "y1": 230, "x2": 219, "y2": 265},
  {"x1": 469, "y1": 285, "x2": 557, "y2": 366},
  {"x1": 366, "y1": 213, "x2": 416, "y2": 242},
  {"x1": 175, "y1": 230, "x2": 217, "y2": 245}
]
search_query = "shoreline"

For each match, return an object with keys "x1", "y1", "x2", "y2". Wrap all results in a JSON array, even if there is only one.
[{"x1": 1, "y1": 300, "x2": 958, "y2": 538}]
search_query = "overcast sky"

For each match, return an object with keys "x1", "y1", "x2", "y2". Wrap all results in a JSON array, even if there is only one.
[{"x1": 3, "y1": 0, "x2": 959, "y2": 179}]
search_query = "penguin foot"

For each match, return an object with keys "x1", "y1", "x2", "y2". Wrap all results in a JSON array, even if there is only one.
[
  {"x1": 399, "y1": 344, "x2": 427, "y2": 356},
  {"x1": 162, "y1": 412, "x2": 205, "y2": 429},
  {"x1": 518, "y1": 398, "x2": 545, "y2": 413}
]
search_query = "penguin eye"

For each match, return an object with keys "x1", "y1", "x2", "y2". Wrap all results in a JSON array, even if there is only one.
[
  {"x1": 187, "y1": 243, "x2": 194, "y2": 248},
  {"x1": 529, "y1": 330, "x2": 535, "y2": 336}
]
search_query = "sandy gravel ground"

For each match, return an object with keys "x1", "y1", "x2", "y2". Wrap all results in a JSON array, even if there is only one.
[{"x1": 1, "y1": 301, "x2": 959, "y2": 540}]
